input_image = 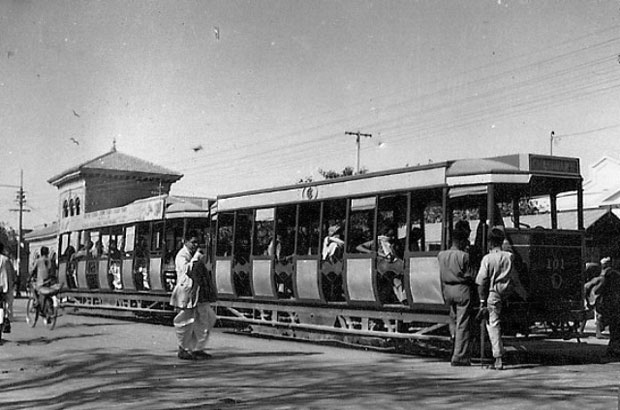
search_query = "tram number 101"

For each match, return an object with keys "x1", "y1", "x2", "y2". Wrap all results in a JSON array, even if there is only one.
[{"x1": 546, "y1": 257, "x2": 565, "y2": 290}]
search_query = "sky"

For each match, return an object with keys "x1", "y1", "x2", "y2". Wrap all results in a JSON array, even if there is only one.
[{"x1": 2, "y1": 0, "x2": 620, "y2": 230}]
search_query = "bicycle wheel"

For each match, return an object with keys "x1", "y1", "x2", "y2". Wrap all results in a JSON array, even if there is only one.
[
  {"x1": 26, "y1": 297, "x2": 38, "y2": 327},
  {"x1": 43, "y1": 298, "x2": 57, "y2": 330}
]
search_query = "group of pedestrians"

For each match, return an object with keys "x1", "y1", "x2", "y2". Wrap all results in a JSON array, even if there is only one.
[{"x1": 438, "y1": 221, "x2": 526, "y2": 370}]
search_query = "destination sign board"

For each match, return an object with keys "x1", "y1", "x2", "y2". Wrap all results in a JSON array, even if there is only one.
[
  {"x1": 59, "y1": 197, "x2": 165, "y2": 232},
  {"x1": 529, "y1": 155, "x2": 580, "y2": 176}
]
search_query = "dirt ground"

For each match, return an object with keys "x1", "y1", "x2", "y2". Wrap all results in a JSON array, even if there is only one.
[{"x1": 1, "y1": 298, "x2": 619, "y2": 410}]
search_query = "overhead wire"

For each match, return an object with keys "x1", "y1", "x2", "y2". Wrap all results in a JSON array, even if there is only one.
[
  {"x1": 168, "y1": 31, "x2": 620, "y2": 178},
  {"x1": 154, "y1": 24, "x2": 620, "y2": 171},
  {"x1": 174, "y1": 55, "x2": 620, "y2": 179}
]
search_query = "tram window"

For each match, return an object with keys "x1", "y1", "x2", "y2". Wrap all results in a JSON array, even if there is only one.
[
  {"x1": 348, "y1": 196, "x2": 376, "y2": 254},
  {"x1": 125, "y1": 225, "x2": 136, "y2": 256},
  {"x1": 187, "y1": 219, "x2": 209, "y2": 246},
  {"x1": 298, "y1": 202, "x2": 320, "y2": 256},
  {"x1": 134, "y1": 223, "x2": 150, "y2": 258},
  {"x1": 253, "y1": 208, "x2": 274, "y2": 256},
  {"x1": 164, "y1": 219, "x2": 184, "y2": 264},
  {"x1": 234, "y1": 210, "x2": 252, "y2": 264},
  {"x1": 109, "y1": 227, "x2": 124, "y2": 259},
  {"x1": 216, "y1": 212, "x2": 234, "y2": 257},
  {"x1": 101, "y1": 232, "x2": 110, "y2": 257},
  {"x1": 151, "y1": 222, "x2": 164, "y2": 254},
  {"x1": 60, "y1": 233, "x2": 74, "y2": 261},
  {"x1": 322, "y1": 199, "x2": 346, "y2": 257},
  {"x1": 90, "y1": 230, "x2": 101, "y2": 258},
  {"x1": 378, "y1": 194, "x2": 407, "y2": 258},
  {"x1": 274, "y1": 205, "x2": 296, "y2": 259},
  {"x1": 412, "y1": 190, "x2": 443, "y2": 252},
  {"x1": 134, "y1": 223, "x2": 150, "y2": 291},
  {"x1": 73, "y1": 231, "x2": 94, "y2": 260},
  {"x1": 70, "y1": 231, "x2": 81, "y2": 254}
]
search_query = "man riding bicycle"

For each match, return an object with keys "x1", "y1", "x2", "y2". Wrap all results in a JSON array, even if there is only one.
[{"x1": 30, "y1": 246, "x2": 53, "y2": 308}]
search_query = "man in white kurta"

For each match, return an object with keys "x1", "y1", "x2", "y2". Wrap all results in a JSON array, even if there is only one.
[{"x1": 169, "y1": 234, "x2": 217, "y2": 360}]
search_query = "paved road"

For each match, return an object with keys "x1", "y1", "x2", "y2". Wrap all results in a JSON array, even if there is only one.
[{"x1": 0, "y1": 298, "x2": 619, "y2": 410}]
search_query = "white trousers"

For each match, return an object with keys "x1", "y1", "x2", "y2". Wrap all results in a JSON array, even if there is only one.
[
  {"x1": 173, "y1": 303, "x2": 217, "y2": 352},
  {"x1": 485, "y1": 292, "x2": 504, "y2": 358}
]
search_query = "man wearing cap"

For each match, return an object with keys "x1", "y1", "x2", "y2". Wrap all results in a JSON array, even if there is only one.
[{"x1": 475, "y1": 227, "x2": 527, "y2": 370}]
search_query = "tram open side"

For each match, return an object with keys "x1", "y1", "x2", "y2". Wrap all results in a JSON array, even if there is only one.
[
  {"x1": 55, "y1": 196, "x2": 213, "y2": 316},
  {"x1": 211, "y1": 154, "x2": 586, "y2": 342}
]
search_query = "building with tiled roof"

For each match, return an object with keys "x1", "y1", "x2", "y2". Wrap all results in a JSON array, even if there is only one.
[{"x1": 47, "y1": 145, "x2": 183, "y2": 218}]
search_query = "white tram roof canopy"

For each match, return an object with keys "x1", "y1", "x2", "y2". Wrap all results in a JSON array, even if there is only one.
[{"x1": 216, "y1": 154, "x2": 581, "y2": 212}]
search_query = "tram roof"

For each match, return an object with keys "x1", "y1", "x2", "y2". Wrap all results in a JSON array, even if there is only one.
[{"x1": 216, "y1": 153, "x2": 581, "y2": 211}]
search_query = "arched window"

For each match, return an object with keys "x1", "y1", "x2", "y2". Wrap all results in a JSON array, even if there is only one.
[
  {"x1": 63, "y1": 200, "x2": 69, "y2": 218},
  {"x1": 75, "y1": 197, "x2": 81, "y2": 215},
  {"x1": 69, "y1": 199, "x2": 75, "y2": 216}
]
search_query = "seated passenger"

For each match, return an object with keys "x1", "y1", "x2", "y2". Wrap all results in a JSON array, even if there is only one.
[
  {"x1": 410, "y1": 227, "x2": 423, "y2": 252},
  {"x1": 72, "y1": 240, "x2": 93, "y2": 261},
  {"x1": 322, "y1": 225, "x2": 344, "y2": 263},
  {"x1": 357, "y1": 225, "x2": 406, "y2": 303},
  {"x1": 267, "y1": 235, "x2": 282, "y2": 260},
  {"x1": 92, "y1": 240, "x2": 103, "y2": 259},
  {"x1": 109, "y1": 240, "x2": 122, "y2": 260},
  {"x1": 63, "y1": 245, "x2": 76, "y2": 261}
]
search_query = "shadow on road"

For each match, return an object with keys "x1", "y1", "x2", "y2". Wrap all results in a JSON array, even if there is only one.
[{"x1": 0, "y1": 339, "x2": 617, "y2": 410}]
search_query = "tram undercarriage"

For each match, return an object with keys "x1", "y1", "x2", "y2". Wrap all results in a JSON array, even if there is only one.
[
  {"x1": 61, "y1": 291, "x2": 175, "y2": 319},
  {"x1": 214, "y1": 300, "x2": 454, "y2": 352}
]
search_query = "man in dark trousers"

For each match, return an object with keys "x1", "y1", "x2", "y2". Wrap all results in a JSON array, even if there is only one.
[{"x1": 438, "y1": 222, "x2": 474, "y2": 366}]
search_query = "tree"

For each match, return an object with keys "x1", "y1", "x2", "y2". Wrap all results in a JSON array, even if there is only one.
[{"x1": 297, "y1": 166, "x2": 368, "y2": 183}]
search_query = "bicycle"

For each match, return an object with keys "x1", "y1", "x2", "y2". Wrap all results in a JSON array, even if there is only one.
[{"x1": 26, "y1": 278, "x2": 63, "y2": 330}]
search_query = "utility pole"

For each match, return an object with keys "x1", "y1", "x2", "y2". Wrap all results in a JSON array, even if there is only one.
[
  {"x1": 345, "y1": 130, "x2": 372, "y2": 174},
  {"x1": 9, "y1": 170, "x2": 29, "y2": 281}
]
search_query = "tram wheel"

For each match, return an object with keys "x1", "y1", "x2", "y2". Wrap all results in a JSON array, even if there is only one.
[{"x1": 26, "y1": 297, "x2": 38, "y2": 328}]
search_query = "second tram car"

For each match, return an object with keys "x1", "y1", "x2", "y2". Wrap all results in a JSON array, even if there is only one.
[
  {"x1": 56, "y1": 195, "x2": 213, "y2": 317},
  {"x1": 211, "y1": 153, "x2": 586, "y2": 343}
]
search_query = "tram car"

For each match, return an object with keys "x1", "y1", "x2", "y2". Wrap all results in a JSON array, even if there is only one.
[
  {"x1": 56, "y1": 195, "x2": 212, "y2": 317},
  {"x1": 211, "y1": 153, "x2": 586, "y2": 344}
]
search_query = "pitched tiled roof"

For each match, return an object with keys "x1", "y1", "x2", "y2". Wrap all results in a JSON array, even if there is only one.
[{"x1": 48, "y1": 148, "x2": 182, "y2": 186}]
